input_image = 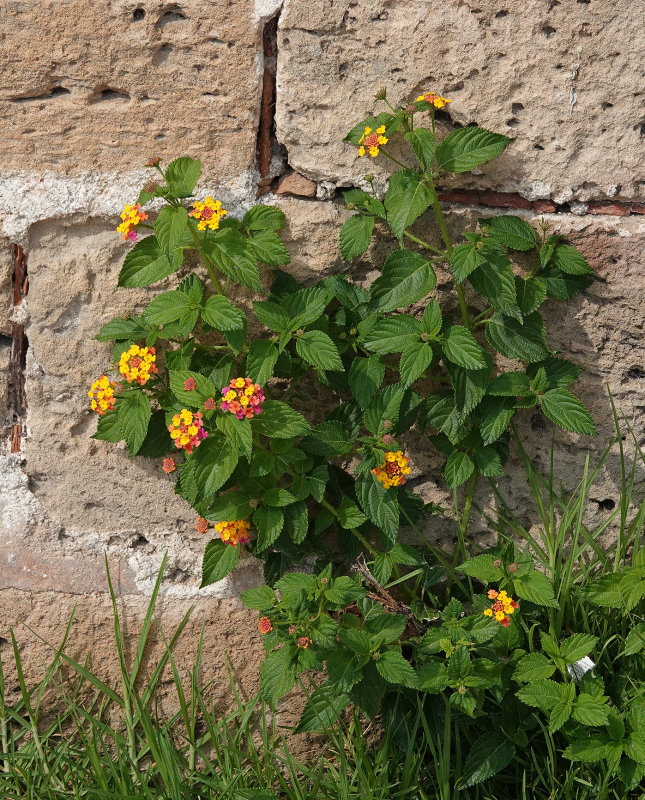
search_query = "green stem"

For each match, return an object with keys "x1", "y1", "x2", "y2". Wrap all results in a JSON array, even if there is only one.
[
  {"x1": 187, "y1": 223, "x2": 225, "y2": 295},
  {"x1": 453, "y1": 473, "x2": 477, "y2": 570},
  {"x1": 404, "y1": 230, "x2": 446, "y2": 258},
  {"x1": 320, "y1": 498, "x2": 378, "y2": 557},
  {"x1": 380, "y1": 149, "x2": 409, "y2": 170}
]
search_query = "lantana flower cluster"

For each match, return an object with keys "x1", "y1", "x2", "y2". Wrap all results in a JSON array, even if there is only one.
[
  {"x1": 88, "y1": 375, "x2": 118, "y2": 415},
  {"x1": 372, "y1": 450, "x2": 411, "y2": 489},
  {"x1": 358, "y1": 125, "x2": 388, "y2": 158},
  {"x1": 189, "y1": 196, "x2": 227, "y2": 231},
  {"x1": 416, "y1": 91, "x2": 451, "y2": 109},
  {"x1": 215, "y1": 519, "x2": 251, "y2": 548},
  {"x1": 168, "y1": 409, "x2": 208, "y2": 453},
  {"x1": 119, "y1": 345, "x2": 158, "y2": 386},
  {"x1": 116, "y1": 203, "x2": 148, "y2": 242},
  {"x1": 483, "y1": 589, "x2": 519, "y2": 627},
  {"x1": 220, "y1": 377, "x2": 265, "y2": 420}
]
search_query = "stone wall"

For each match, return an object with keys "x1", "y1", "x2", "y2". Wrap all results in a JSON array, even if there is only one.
[{"x1": 1, "y1": 0, "x2": 644, "y2": 695}]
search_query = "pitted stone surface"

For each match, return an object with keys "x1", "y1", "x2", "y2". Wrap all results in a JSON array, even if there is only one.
[{"x1": 276, "y1": 0, "x2": 645, "y2": 203}]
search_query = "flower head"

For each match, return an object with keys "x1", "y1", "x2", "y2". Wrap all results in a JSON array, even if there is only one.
[
  {"x1": 371, "y1": 450, "x2": 411, "y2": 489},
  {"x1": 195, "y1": 517, "x2": 209, "y2": 534},
  {"x1": 145, "y1": 156, "x2": 160, "y2": 167},
  {"x1": 483, "y1": 589, "x2": 519, "y2": 627},
  {"x1": 116, "y1": 203, "x2": 148, "y2": 242},
  {"x1": 416, "y1": 92, "x2": 451, "y2": 109},
  {"x1": 258, "y1": 617, "x2": 273, "y2": 634},
  {"x1": 297, "y1": 636, "x2": 312, "y2": 650},
  {"x1": 183, "y1": 377, "x2": 197, "y2": 391},
  {"x1": 168, "y1": 408, "x2": 208, "y2": 453},
  {"x1": 144, "y1": 181, "x2": 157, "y2": 194},
  {"x1": 118, "y1": 344, "x2": 158, "y2": 386},
  {"x1": 215, "y1": 519, "x2": 251, "y2": 548},
  {"x1": 204, "y1": 397, "x2": 216, "y2": 410},
  {"x1": 358, "y1": 125, "x2": 388, "y2": 158},
  {"x1": 162, "y1": 457, "x2": 176, "y2": 474},
  {"x1": 88, "y1": 375, "x2": 118, "y2": 415},
  {"x1": 508, "y1": 562, "x2": 519, "y2": 573},
  {"x1": 220, "y1": 377, "x2": 265, "y2": 420},
  {"x1": 189, "y1": 196, "x2": 227, "y2": 231}
]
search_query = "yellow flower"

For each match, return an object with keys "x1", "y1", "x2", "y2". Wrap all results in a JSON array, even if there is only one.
[
  {"x1": 358, "y1": 124, "x2": 388, "y2": 158},
  {"x1": 119, "y1": 345, "x2": 158, "y2": 386},
  {"x1": 416, "y1": 92, "x2": 451, "y2": 109},
  {"x1": 215, "y1": 519, "x2": 252, "y2": 548},
  {"x1": 483, "y1": 608, "x2": 493, "y2": 617},
  {"x1": 372, "y1": 451, "x2": 411, "y2": 489},
  {"x1": 116, "y1": 203, "x2": 148, "y2": 242},
  {"x1": 495, "y1": 610, "x2": 506, "y2": 622},
  {"x1": 189, "y1": 196, "x2": 227, "y2": 232}
]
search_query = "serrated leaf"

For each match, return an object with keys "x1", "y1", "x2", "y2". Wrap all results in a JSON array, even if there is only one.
[
  {"x1": 263, "y1": 488, "x2": 297, "y2": 507},
  {"x1": 515, "y1": 277, "x2": 547, "y2": 316},
  {"x1": 488, "y1": 371, "x2": 532, "y2": 396},
  {"x1": 374, "y1": 649, "x2": 418, "y2": 688},
  {"x1": 254, "y1": 506, "x2": 284, "y2": 550},
  {"x1": 539, "y1": 266, "x2": 593, "y2": 300},
  {"x1": 450, "y1": 241, "x2": 487, "y2": 283},
  {"x1": 559, "y1": 633, "x2": 598, "y2": 665},
  {"x1": 526, "y1": 357, "x2": 582, "y2": 389},
  {"x1": 204, "y1": 230, "x2": 262, "y2": 292},
  {"x1": 216, "y1": 414, "x2": 252, "y2": 462},
  {"x1": 240, "y1": 584, "x2": 276, "y2": 610},
  {"x1": 96, "y1": 316, "x2": 149, "y2": 342},
  {"x1": 165, "y1": 157, "x2": 201, "y2": 196},
  {"x1": 540, "y1": 389, "x2": 596, "y2": 436},
  {"x1": 118, "y1": 391, "x2": 151, "y2": 457},
  {"x1": 337, "y1": 498, "x2": 368, "y2": 529},
  {"x1": 356, "y1": 474, "x2": 399, "y2": 544},
  {"x1": 572, "y1": 694, "x2": 610, "y2": 727},
  {"x1": 371, "y1": 248, "x2": 437, "y2": 313},
  {"x1": 259, "y1": 646, "x2": 296, "y2": 706},
  {"x1": 446, "y1": 354, "x2": 492, "y2": 416},
  {"x1": 437, "y1": 126, "x2": 513, "y2": 173},
  {"x1": 552, "y1": 244, "x2": 593, "y2": 275},
  {"x1": 245, "y1": 339, "x2": 279, "y2": 385},
  {"x1": 202, "y1": 295, "x2": 246, "y2": 331},
  {"x1": 486, "y1": 312, "x2": 550, "y2": 363},
  {"x1": 155, "y1": 205, "x2": 188, "y2": 253},
  {"x1": 422, "y1": 298, "x2": 442, "y2": 337},
  {"x1": 563, "y1": 735, "x2": 620, "y2": 764},
  {"x1": 253, "y1": 400, "x2": 310, "y2": 438},
  {"x1": 517, "y1": 679, "x2": 562, "y2": 711},
  {"x1": 93, "y1": 409, "x2": 123, "y2": 443},
  {"x1": 118, "y1": 236, "x2": 183, "y2": 288},
  {"x1": 302, "y1": 421, "x2": 353, "y2": 456},
  {"x1": 405, "y1": 127, "x2": 435, "y2": 170},
  {"x1": 364, "y1": 384, "x2": 405, "y2": 435},
  {"x1": 348, "y1": 355, "x2": 385, "y2": 407},
  {"x1": 399, "y1": 341, "x2": 434, "y2": 388},
  {"x1": 443, "y1": 451, "x2": 474, "y2": 489},
  {"x1": 206, "y1": 492, "x2": 253, "y2": 522},
  {"x1": 442, "y1": 326, "x2": 488, "y2": 369},
  {"x1": 169, "y1": 369, "x2": 216, "y2": 406},
  {"x1": 459, "y1": 732, "x2": 515, "y2": 788},
  {"x1": 192, "y1": 434, "x2": 239, "y2": 496},
  {"x1": 513, "y1": 653, "x2": 556, "y2": 683},
  {"x1": 284, "y1": 501, "x2": 308, "y2": 544},
  {"x1": 384, "y1": 169, "x2": 432, "y2": 242},
  {"x1": 340, "y1": 214, "x2": 374, "y2": 262},
  {"x1": 513, "y1": 569, "x2": 558, "y2": 608},
  {"x1": 200, "y1": 539, "x2": 239, "y2": 588},
  {"x1": 624, "y1": 623, "x2": 645, "y2": 656},
  {"x1": 243, "y1": 205, "x2": 286, "y2": 231},
  {"x1": 295, "y1": 684, "x2": 350, "y2": 733},
  {"x1": 479, "y1": 395, "x2": 515, "y2": 444},
  {"x1": 248, "y1": 229, "x2": 290, "y2": 266},
  {"x1": 469, "y1": 256, "x2": 521, "y2": 321},
  {"x1": 479, "y1": 215, "x2": 537, "y2": 251},
  {"x1": 458, "y1": 554, "x2": 504, "y2": 582},
  {"x1": 296, "y1": 330, "x2": 344, "y2": 372},
  {"x1": 359, "y1": 314, "x2": 421, "y2": 354}
]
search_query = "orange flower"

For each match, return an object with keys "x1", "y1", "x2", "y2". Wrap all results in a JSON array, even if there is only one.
[
  {"x1": 204, "y1": 397, "x2": 216, "y2": 410},
  {"x1": 297, "y1": 636, "x2": 312, "y2": 649},
  {"x1": 371, "y1": 451, "x2": 411, "y2": 489},
  {"x1": 258, "y1": 617, "x2": 273, "y2": 634},
  {"x1": 487, "y1": 589, "x2": 499, "y2": 599},
  {"x1": 183, "y1": 377, "x2": 197, "y2": 391},
  {"x1": 195, "y1": 517, "x2": 209, "y2": 534},
  {"x1": 162, "y1": 458, "x2": 176, "y2": 474},
  {"x1": 215, "y1": 519, "x2": 251, "y2": 548}
]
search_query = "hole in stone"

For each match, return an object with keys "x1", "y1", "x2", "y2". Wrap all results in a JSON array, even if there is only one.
[
  {"x1": 542, "y1": 25, "x2": 556, "y2": 37},
  {"x1": 577, "y1": 0, "x2": 590, "y2": 4},
  {"x1": 92, "y1": 88, "x2": 130, "y2": 103},
  {"x1": 495, "y1": 9, "x2": 508, "y2": 17},
  {"x1": 435, "y1": 109, "x2": 458, "y2": 126},
  {"x1": 595, "y1": 498, "x2": 616, "y2": 512},
  {"x1": 506, "y1": 118, "x2": 519, "y2": 127},
  {"x1": 11, "y1": 86, "x2": 70, "y2": 103},
  {"x1": 627, "y1": 367, "x2": 645, "y2": 379},
  {"x1": 534, "y1": 143, "x2": 544, "y2": 150},
  {"x1": 511, "y1": 102, "x2": 524, "y2": 114},
  {"x1": 133, "y1": 7, "x2": 145, "y2": 20},
  {"x1": 157, "y1": 5, "x2": 187, "y2": 26},
  {"x1": 601, "y1": 102, "x2": 613, "y2": 110},
  {"x1": 133, "y1": 535, "x2": 150, "y2": 547},
  {"x1": 0, "y1": 333, "x2": 11, "y2": 349}
]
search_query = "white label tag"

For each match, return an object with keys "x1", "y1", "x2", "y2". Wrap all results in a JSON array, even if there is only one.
[{"x1": 567, "y1": 656, "x2": 595, "y2": 682}]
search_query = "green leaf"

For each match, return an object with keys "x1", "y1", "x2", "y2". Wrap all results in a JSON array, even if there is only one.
[
  {"x1": 143, "y1": 291, "x2": 190, "y2": 327},
  {"x1": 204, "y1": 230, "x2": 262, "y2": 292},
  {"x1": 356, "y1": 474, "x2": 399, "y2": 544},
  {"x1": 550, "y1": 694, "x2": 574, "y2": 733},
  {"x1": 374, "y1": 649, "x2": 418, "y2": 688},
  {"x1": 563, "y1": 735, "x2": 621, "y2": 764},
  {"x1": 192, "y1": 434, "x2": 239, "y2": 496},
  {"x1": 436, "y1": 126, "x2": 513, "y2": 173},
  {"x1": 488, "y1": 371, "x2": 532, "y2": 396},
  {"x1": 245, "y1": 339, "x2": 279, "y2": 385},
  {"x1": 450, "y1": 241, "x2": 488, "y2": 283},
  {"x1": 155, "y1": 205, "x2": 188, "y2": 253},
  {"x1": 405, "y1": 128, "x2": 435, "y2": 170},
  {"x1": 422, "y1": 299, "x2": 442, "y2": 337},
  {"x1": 360, "y1": 314, "x2": 421, "y2": 355},
  {"x1": 202, "y1": 295, "x2": 246, "y2": 331},
  {"x1": 118, "y1": 236, "x2": 183, "y2": 288},
  {"x1": 263, "y1": 488, "x2": 297, "y2": 507},
  {"x1": 572, "y1": 694, "x2": 610, "y2": 727},
  {"x1": 339, "y1": 214, "x2": 374, "y2": 262},
  {"x1": 552, "y1": 244, "x2": 593, "y2": 275},
  {"x1": 539, "y1": 266, "x2": 593, "y2": 300},
  {"x1": 443, "y1": 451, "x2": 475, "y2": 489},
  {"x1": 259, "y1": 646, "x2": 296, "y2": 706},
  {"x1": 296, "y1": 330, "x2": 344, "y2": 372},
  {"x1": 384, "y1": 169, "x2": 432, "y2": 242},
  {"x1": 206, "y1": 492, "x2": 253, "y2": 522},
  {"x1": 474, "y1": 445, "x2": 504, "y2": 477},
  {"x1": 624, "y1": 735, "x2": 645, "y2": 765},
  {"x1": 485, "y1": 312, "x2": 550, "y2": 363},
  {"x1": 513, "y1": 570, "x2": 558, "y2": 608},
  {"x1": 200, "y1": 539, "x2": 239, "y2": 588},
  {"x1": 302, "y1": 421, "x2": 353, "y2": 456},
  {"x1": 540, "y1": 389, "x2": 596, "y2": 436},
  {"x1": 515, "y1": 277, "x2": 547, "y2": 316},
  {"x1": 295, "y1": 684, "x2": 350, "y2": 733},
  {"x1": 364, "y1": 384, "x2": 405, "y2": 435},
  {"x1": 254, "y1": 506, "x2": 284, "y2": 550},
  {"x1": 559, "y1": 633, "x2": 598, "y2": 665},
  {"x1": 624, "y1": 623, "x2": 645, "y2": 656},
  {"x1": 479, "y1": 396, "x2": 515, "y2": 444},
  {"x1": 400, "y1": 342, "x2": 434, "y2": 388},
  {"x1": 253, "y1": 300, "x2": 290, "y2": 333},
  {"x1": 468, "y1": 255, "x2": 521, "y2": 321},
  {"x1": 442, "y1": 326, "x2": 488, "y2": 369},
  {"x1": 479, "y1": 215, "x2": 537, "y2": 251},
  {"x1": 459, "y1": 732, "x2": 515, "y2": 788},
  {"x1": 243, "y1": 205, "x2": 286, "y2": 231},
  {"x1": 284, "y1": 501, "x2": 308, "y2": 544},
  {"x1": 165, "y1": 157, "x2": 201, "y2": 196},
  {"x1": 169, "y1": 369, "x2": 216, "y2": 406},
  {"x1": 240, "y1": 584, "x2": 276, "y2": 610},
  {"x1": 517, "y1": 679, "x2": 562, "y2": 711},
  {"x1": 248, "y1": 229, "x2": 291, "y2": 266},
  {"x1": 337, "y1": 499, "x2": 368, "y2": 529},
  {"x1": 526, "y1": 357, "x2": 582, "y2": 389},
  {"x1": 137, "y1": 410, "x2": 172, "y2": 458},
  {"x1": 118, "y1": 392, "x2": 151, "y2": 457},
  {"x1": 253, "y1": 400, "x2": 310, "y2": 438},
  {"x1": 348, "y1": 355, "x2": 385, "y2": 408},
  {"x1": 93, "y1": 410, "x2": 123, "y2": 443},
  {"x1": 513, "y1": 653, "x2": 556, "y2": 683},
  {"x1": 370, "y1": 248, "x2": 437, "y2": 313},
  {"x1": 216, "y1": 414, "x2": 252, "y2": 462},
  {"x1": 446, "y1": 354, "x2": 492, "y2": 416},
  {"x1": 96, "y1": 317, "x2": 149, "y2": 342},
  {"x1": 458, "y1": 554, "x2": 504, "y2": 583}
]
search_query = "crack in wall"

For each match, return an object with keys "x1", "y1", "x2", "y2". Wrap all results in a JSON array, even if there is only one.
[
  {"x1": 434, "y1": 189, "x2": 645, "y2": 216},
  {"x1": 256, "y1": 10, "x2": 286, "y2": 197},
  {"x1": 7, "y1": 245, "x2": 28, "y2": 452}
]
